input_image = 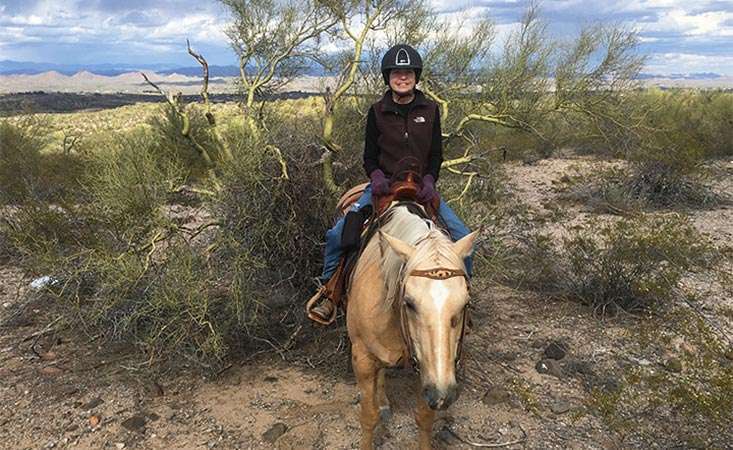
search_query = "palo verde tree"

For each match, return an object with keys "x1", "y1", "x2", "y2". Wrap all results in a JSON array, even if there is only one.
[
  {"x1": 316, "y1": 0, "x2": 415, "y2": 193},
  {"x1": 364, "y1": 3, "x2": 647, "y2": 197},
  {"x1": 222, "y1": 0, "x2": 334, "y2": 134}
]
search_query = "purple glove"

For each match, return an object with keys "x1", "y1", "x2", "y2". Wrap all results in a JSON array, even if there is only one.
[
  {"x1": 370, "y1": 169, "x2": 390, "y2": 196},
  {"x1": 417, "y1": 174, "x2": 436, "y2": 203}
]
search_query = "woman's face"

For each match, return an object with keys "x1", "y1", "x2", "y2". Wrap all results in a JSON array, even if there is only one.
[{"x1": 389, "y1": 69, "x2": 416, "y2": 96}]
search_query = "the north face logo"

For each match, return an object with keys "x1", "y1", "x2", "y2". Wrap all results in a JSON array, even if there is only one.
[{"x1": 395, "y1": 48, "x2": 410, "y2": 65}]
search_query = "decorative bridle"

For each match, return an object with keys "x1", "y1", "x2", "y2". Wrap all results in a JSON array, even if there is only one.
[{"x1": 398, "y1": 267, "x2": 470, "y2": 374}]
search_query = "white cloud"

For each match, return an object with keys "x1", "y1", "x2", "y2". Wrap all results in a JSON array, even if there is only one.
[{"x1": 646, "y1": 52, "x2": 733, "y2": 73}]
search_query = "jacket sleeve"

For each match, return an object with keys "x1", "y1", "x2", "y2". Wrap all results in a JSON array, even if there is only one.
[
  {"x1": 363, "y1": 106, "x2": 380, "y2": 178},
  {"x1": 428, "y1": 105, "x2": 443, "y2": 181}
]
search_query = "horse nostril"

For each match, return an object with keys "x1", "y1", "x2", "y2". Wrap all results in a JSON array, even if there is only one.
[
  {"x1": 423, "y1": 384, "x2": 439, "y2": 408},
  {"x1": 423, "y1": 384, "x2": 459, "y2": 410}
]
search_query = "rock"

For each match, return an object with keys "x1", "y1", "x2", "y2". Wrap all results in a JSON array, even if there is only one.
[
  {"x1": 146, "y1": 380, "x2": 164, "y2": 397},
  {"x1": 30, "y1": 276, "x2": 59, "y2": 290},
  {"x1": 226, "y1": 375, "x2": 242, "y2": 386},
  {"x1": 262, "y1": 422, "x2": 288, "y2": 443},
  {"x1": 544, "y1": 341, "x2": 568, "y2": 360},
  {"x1": 40, "y1": 351, "x2": 57, "y2": 361},
  {"x1": 89, "y1": 415, "x2": 101, "y2": 427},
  {"x1": 121, "y1": 415, "x2": 146, "y2": 433},
  {"x1": 114, "y1": 443, "x2": 125, "y2": 449},
  {"x1": 535, "y1": 359, "x2": 563, "y2": 378},
  {"x1": 263, "y1": 376, "x2": 278, "y2": 382},
  {"x1": 81, "y1": 397, "x2": 104, "y2": 410},
  {"x1": 596, "y1": 376, "x2": 621, "y2": 394},
  {"x1": 159, "y1": 405, "x2": 176, "y2": 421},
  {"x1": 436, "y1": 426, "x2": 457, "y2": 445},
  {"x1": 39, "y1": 366, "x2": 63, "y2": 376},
  {"x1": 482, "y1": 385, "x2": 511, "y2": 406},
  {"x1": 550, "y1": 400, "x2": 573, "y2": 415},
  {"x1": 564, "y1": 359, "x2": 595, "y2": 377},
  {"x1": 147, "y1": 412, "x2": 160, "y2": 422},
  {"x1": 665, "y1": 357, "x2": 683, "y2": 373}
]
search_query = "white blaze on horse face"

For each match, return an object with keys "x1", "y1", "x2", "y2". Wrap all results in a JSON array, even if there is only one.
[
  {"x1": 410, "y1": 278, "x2": 466, "y2": 390},
  {"x1": 429, "y1": 280, "x2": 451, "y2": 383}
]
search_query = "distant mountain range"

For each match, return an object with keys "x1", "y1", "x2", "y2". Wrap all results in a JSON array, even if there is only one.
[
  {"x1": 0, "y1": 60, "x2": 324, "y2": 77},
  {"x1": 1, "y1": 60, "x2": 727, "y2": 80}
]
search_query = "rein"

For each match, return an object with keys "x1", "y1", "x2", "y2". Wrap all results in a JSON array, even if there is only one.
[{"x1": 398, "y1": 267, "x2": 470, "y2": 373}]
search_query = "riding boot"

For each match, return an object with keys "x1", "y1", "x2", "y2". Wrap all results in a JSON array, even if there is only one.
[
  {"x1": 306, "y1": 256, "x2": 348, "y2": 325},
  {"x1": 309, "y1": 292, "x2": 336, "y2": 324}
]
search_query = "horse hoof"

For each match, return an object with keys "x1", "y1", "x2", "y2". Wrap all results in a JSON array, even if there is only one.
[{"x1": 379, "y1": 406, "x2": 393, "y2": 422}]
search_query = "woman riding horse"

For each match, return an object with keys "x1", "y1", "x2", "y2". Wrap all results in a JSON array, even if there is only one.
[{"x1": 308, "y1": 44, "x2": 473, "y2": 322}]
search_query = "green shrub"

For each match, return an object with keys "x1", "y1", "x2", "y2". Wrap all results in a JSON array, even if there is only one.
[
  {"x1": 0, "y1": 120, "x2": 44, "y2": 202},
  {"x1": 0, "y1": 118, "x2": 87, "y2": 204},
  {"x1": 506, "y1": 215, "x2": 715, "y2": 312},
  {"x1": 82, "y1": 131, "x2": 184, "y2": 248},
  {"x1": 147, "y1": 103, "x2": 224, "y2": 180}
]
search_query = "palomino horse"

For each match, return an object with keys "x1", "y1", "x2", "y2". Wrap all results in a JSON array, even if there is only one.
[{"x1": 347, "y1": 202, "x2": 478, "y2": 450}]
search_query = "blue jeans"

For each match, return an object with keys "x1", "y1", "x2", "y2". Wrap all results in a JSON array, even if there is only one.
[{"x1": 320, "y1": 184, "x2": 473, "y2": 281}]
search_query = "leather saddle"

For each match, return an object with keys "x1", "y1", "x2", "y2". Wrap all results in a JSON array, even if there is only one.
[{"x1": 306, "y1": 173, "x2": 442, "y2": 325}]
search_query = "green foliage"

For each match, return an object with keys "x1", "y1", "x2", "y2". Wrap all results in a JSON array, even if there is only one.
[
  {"x1": 507, "y1": 215, "x2": 716, "y2": 312},
  {"x1": 0, "y1": 118, "x2": 85, "y2": 204},
  {"x1": 147, "y1": 104, "x2": 222, "y2": 180},
  {"x1": 0, "y1": 119, "x2": 44, "y2": 202},
  {"x1": 214, "y1": 115, "x2": 332, "y2": 304},
  {"x1": 565, "y1": 162, "x2": 726, "y2": 213},
  {"x1": 82, "y1": 131, "x2": 184, "y2": 246}
]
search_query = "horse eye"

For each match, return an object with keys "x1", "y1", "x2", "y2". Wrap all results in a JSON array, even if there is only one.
[{"x1": 404, "y1": 297, "x2": 416, "y2": 311}]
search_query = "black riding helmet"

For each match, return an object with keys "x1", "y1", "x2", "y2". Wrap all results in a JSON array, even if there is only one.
[{"x1": 381, "y1": 44, "x2": 422, "y2": 85}]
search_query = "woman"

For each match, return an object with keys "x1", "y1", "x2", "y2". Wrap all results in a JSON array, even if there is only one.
[{"x1": 309, "y1": 44, "x2": 473, "y2": 323}]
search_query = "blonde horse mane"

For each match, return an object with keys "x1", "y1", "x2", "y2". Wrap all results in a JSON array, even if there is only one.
[{"x1": 356, "y1": 204, "x2": 466, "y2": 310}]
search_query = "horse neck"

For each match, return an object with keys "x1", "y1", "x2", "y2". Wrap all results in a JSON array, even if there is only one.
[{"x1": 378, "y1": 206, "x2": 433, "y2": 309}]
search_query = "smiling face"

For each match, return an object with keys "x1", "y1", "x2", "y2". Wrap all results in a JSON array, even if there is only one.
[{"x1": 389, "y1": 69, "x2": 416, "y2": 96}]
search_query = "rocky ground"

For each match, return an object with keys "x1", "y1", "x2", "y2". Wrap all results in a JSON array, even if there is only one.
[{"x1": 1, "y1": 157, "x2": 731, "y2": 450}]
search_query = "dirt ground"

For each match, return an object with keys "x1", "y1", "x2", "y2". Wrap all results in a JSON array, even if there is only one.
[{"x1": 1, "y1": 157, "x2": 731, "y2": 450}]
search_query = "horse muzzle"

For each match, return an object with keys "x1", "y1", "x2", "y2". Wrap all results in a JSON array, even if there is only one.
[{"x1": 423, "y1": 382, "x2": 460, "y2": 410}]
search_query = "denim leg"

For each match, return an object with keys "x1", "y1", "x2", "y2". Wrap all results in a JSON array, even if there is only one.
[
  {"x1": 320, "y1": 184, "x2": 373, "y2": 282},
  {"x1": 438, "y1": 200, "x2": 473, "y2": 277}
]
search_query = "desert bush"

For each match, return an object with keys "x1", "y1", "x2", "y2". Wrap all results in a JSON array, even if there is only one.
[
  {"x1": 0, "y1": 118, "x2": 87, "y2": 204},
  {"x1": 82, "y1": 131, "x2": 184, "y2": 248},
  {"x1": 214, "y1": 119, "x2": 333, "y2": 300},
  {"x1": 565, "y1": 162, "x2": 725, "y2": 213},
  {"x1": 0, "y1": 119, "x2": 44, "y2": 202},
  {"x1": 147, "y1": 103, "x2": 224, "y2": 180},
  {"x1": 505, "y1": 215, "x2": 715, "y2": 312}
]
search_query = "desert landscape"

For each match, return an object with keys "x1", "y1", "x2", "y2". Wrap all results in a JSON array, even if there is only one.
[{"x1": 2, "y1": 1, "x2": 733, "y2": 449}]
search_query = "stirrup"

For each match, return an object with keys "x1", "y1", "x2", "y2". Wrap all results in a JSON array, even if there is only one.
[{"x1": 306, "y1": 286, "x2": 337, "y2": 325}]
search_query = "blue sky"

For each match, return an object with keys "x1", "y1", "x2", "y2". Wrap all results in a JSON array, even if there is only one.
[{"x1": 1, "y1": 0, "x2": 732, "y2": 75}]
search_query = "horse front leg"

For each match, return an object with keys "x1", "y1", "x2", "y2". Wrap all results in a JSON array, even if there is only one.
[
  {"x1": 352, "y1": 345, "x2": 380, "y2": 450},
  {"x1": 377, "y1": 367, "x2": 392, "y2": 422},
  {"x1": 415, "y1": 386, "x2": 436, "y2": 450}
]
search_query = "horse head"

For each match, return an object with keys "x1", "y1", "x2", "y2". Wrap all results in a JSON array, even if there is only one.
[{"x1": 380, "y1": 229, "x2": 478, "y2": 410}]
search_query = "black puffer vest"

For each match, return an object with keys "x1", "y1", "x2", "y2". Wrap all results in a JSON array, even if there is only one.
[{"x1": 373, "y1": 90, "x2": 437, "y2": 177}]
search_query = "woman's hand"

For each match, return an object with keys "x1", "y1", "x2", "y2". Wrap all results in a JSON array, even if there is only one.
[
  {"x1": 417, "y1": 174, "x2": 436, "y2": 203},
  {"x1": 370, "y1": 169, "x2": 390, "y2": 196}
]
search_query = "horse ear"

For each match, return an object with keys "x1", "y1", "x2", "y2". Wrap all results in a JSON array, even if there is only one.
[
  {"x1": 453, "y1": 230, "x2": 479, "y2": 260},
  {"x1": 380, "y1": 231, "x2": 416, "y2": 261}
]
